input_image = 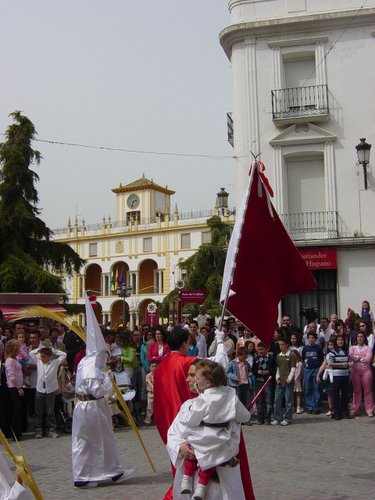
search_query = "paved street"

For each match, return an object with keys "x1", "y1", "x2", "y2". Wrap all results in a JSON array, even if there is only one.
[{"x1": 4, "y1": 412, "x2": 374, "y2": 500}]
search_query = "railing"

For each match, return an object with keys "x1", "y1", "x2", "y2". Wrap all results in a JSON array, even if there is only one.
[
  {"x1": 279, "y1": 211, "x2": 339, "y2": 240},
  {"x1": 271, "y1": 84, "x2": 329, "y2": 120},
  {"x1": 227, "y1": 112, "x2": 234, "y2": 147},
  {"x1": 52, "y1": 210, "x2": 217, "y2": 235}
]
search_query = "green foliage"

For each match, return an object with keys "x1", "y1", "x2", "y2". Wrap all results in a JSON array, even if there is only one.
[
  {"x1": 180, "y1": 215, "x2": 231, "y2": 317},
  {"x1": 159, "y1": 289, "x2": 178, "y2": 319},
  {"x1": 0, "y1": 111, "x2": 85, "y2": 292}
]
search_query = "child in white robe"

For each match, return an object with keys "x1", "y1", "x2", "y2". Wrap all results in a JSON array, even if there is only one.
[
  {"x1": 0, "y1": 453, "x2": 33, "y2": 500},
  {"x1": 72, "y1": 294, "x2": 134, "y2": 488},
  {"x1": 174, "y1": 359, "x2": 250, "y2": 500}
]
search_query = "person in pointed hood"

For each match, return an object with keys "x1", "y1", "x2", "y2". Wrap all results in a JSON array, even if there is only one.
[
  {"x1": 71, "y1": 293, "x2": 134, "y2": 489},
  {"x1": 0, "y1": 453, "x2": 33, "y2": 499}
]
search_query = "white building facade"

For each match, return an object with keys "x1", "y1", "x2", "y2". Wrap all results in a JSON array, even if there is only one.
[
  {"x1": 53, "y1": 176, "x2": 223, "y2": 327},
  {"x1": 220, "y1": 0, "x2": 375, "y2": 324}
]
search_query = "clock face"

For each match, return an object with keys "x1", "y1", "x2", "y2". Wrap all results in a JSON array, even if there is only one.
[{"x1": 127, "y1": 194, "x2": 140, "y2": 209}]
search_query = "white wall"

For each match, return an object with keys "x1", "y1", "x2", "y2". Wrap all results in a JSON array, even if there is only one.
[
  {"x1": 229, "y1": 13, "x2": 375, "y2": 235},
  {"x1": 337, "y1": 248, "x2": 375, "y2": 318},
  {"x1": 228, "y1": 0, "x2": 375, "y2": 23}
]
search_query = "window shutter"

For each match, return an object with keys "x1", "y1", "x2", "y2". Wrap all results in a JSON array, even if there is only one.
[{"x1": 287, "y1": 159, "x2": 325, "y2": 213}]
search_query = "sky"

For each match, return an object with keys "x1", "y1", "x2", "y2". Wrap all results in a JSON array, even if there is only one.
[{"x1": 0, "y1": 0, "x2": 236, "y2": 230}]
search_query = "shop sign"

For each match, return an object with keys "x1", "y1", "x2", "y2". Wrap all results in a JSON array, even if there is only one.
[{"x1": 299, "y1": 249, "x2": 337, "y2": 270}]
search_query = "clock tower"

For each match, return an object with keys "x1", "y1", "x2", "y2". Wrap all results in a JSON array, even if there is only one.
[{"x1": 112, "y1": 174, "x2": 175, "y2": 224}]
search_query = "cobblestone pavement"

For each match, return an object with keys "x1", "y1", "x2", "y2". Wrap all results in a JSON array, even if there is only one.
[{"x1": 3, "y1": 412, "x2": 374, "y2": 500}]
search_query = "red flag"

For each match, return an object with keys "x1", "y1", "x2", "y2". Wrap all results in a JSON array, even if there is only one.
[{"x1": 220, "y1": 162, "x2": 316, "y2": 346}]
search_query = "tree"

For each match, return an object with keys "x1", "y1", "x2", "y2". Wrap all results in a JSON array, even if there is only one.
[
  {"x1": 0, "y1": 111, "x2": 85, "y2": 292},
  {"x1": 180, "y1": 215, "x2": 231, "y2": 317}
]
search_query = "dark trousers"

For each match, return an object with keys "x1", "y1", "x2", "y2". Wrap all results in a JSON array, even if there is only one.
[
  {"x1": 8, "y1": 388, "x2": 24, "y2": 438},
  {"x1": 35, "y1": 391, "x2": 57, "y2": 433},
  {"x1": 333, "y1": 376, "x2": 350, "y2": 418},
  {"x1": 255, "y1": 380, "x2": 273, "y2": 422},
  {"x1": 21, "y1": 387, "x2": 36, "y2": 432},
  {"x1": 235, "y1": 384, "x2": 251, "y2": 408}
]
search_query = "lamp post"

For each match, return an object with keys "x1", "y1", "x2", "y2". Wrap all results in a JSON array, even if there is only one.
[
  {"x1": 355, "y1": 138, "x2": 372, "y2": 190},
  {"x1": 216, "y1": 187, "x2": 236, "y2": 217},
  {"x1": 116, "y1": 283, "x2": 132, "y2": 326}
]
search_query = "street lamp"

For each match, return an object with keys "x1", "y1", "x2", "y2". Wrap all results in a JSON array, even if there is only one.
[
  {"x1": 116, "y1": 283, "x2": 132, "y2": 326},
  {"x1": 355, "y1": 138, "x2": 372, "y2": 190},
  {"x1": 216, "y1": 187, "x2": 236, "y2": 217}
]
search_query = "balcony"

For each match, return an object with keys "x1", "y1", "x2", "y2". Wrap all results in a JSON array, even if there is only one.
[
  {"x1": 227, "y1": 112, "x2": 234, "y2": 147},
  {"x1": 271, "y1": 85, "x2": 329, "y2": 126},
  {"x1": 279, "y1": 211, "x2": 339, "y2": 241}
]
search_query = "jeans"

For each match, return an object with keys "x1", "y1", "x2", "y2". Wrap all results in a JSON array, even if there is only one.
[
  {"x1": 255, "y1": 380, "x2": 273, "y2": 422},
  {"x1": 303, "y1": 367, "x2": 321, "y2": 411},
  {"x1": 274, "y1": 381, "x2": 294, "y2": 423},
  {"x1": 35, "y1": 391, "x2": 57, "y2": 433}
]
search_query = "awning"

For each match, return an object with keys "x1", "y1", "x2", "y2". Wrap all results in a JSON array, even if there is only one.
[{"x1": 0, "y1": 304, "x2": 66, "y2": 321}]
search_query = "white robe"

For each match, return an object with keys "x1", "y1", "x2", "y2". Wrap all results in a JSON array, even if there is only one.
[
  {"x1": 177, "y1": 386, "x2": 249, "y2": 469},
  {"x1": 0, "y1": 454, "x2": 33, "y2": 500},
  {"x1": 167, "y1": 397, "x2": 246, "y2": 500},
  {"x1": 72, "y1": 357, "x2": 124, "y2": 482}
]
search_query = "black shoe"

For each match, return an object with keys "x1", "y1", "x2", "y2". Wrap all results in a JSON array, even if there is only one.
[
  {"x1": 74, "y1": 481, "x2": 89, "y2": 488},
  {"x1": 333, "y1": 415, "x2": 341, "y2": 420},
  {"x1": 343, "y1": 414, "x2": 353, "y2": 419},
  {"x1": 313, "y1": 410, "x2": 320, "y2": 415},
  {"x1": 112, "y1": 473, "x2": 123, "y2": 482},
  {"x1": 307, "y1": 410, "x2": 313, "y2": 414}
]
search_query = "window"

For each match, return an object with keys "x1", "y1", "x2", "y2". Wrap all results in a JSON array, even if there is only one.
[
  {"x1": 181, "y1": 233, "x2": 191, "y2": 249},
  {"x1": 284, "y1": 55, "x2": 316, "y2": 89},
  {"x1": 143, "y1": 237, "x2": 152, "y2": 253},
  {"x1": 126, "y1": 211, "x2": 141, "y2": 225},
  {"x1": 202, "y1": 231, "x2": 211, "y2": 244},
  {"x1": 286, "y1": 158, "x2": 325, "y2": 213},
  {"x1": 89, "y1": 243, "x2": 97, "y2": 257}
]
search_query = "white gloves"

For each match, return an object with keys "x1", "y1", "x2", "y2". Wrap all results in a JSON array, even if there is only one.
[{"x1": 215, "y1": 329, "x2": 224, "y2": 342}]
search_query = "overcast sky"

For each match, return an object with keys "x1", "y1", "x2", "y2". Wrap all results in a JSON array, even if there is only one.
[{"x1": 0, "y1": 0, "x2": 236, "y2": 229}]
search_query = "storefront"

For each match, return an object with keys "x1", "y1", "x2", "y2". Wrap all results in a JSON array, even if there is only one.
[{"x1": 282, "y1": 249, "x2": 337, "y2": 330}]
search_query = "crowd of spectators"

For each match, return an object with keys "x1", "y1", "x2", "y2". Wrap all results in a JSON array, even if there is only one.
[{"x1": 0, "y1": 299, "x2": 374, "y2": 441}]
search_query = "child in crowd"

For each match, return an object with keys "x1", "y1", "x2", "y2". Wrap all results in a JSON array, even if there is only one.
[
  {"x1": 29, "y1": 346, "x2": 66, "y2": 438},
  {"x1": 227, "y1": 346, "x2": 253, "y2": 411},
  {"x1": 252, "y1": 342, "x2": 275, "y2": 425},
  {"x1": 328, "y1": 335, "x2": 351, "y2": 420},
  {"x1": 177, "y1": 360, "x2": 250, "y2": 500},
  {"x1": 144, "y1": 361, "x2": 157, "y2": 425},
  {"x1": 293, "y1": 350, "x2": 304, "y2": 414},
  {"x1": 272, "y1": 339, "x2": 296, "y2": 426},
  {"x1": 317, "y1": 339, "x2": 335, "y2": 416},
  {"x1": 302, "y1": 332, "x2": 324, "y2": 414},
  {"x1": 245, "y1": 341, "x2": 256, "y2": 370},
  {"x1": 16, "y1": 331, "x2": 30, "y2": 387},
  {"x1": 245, "y1": 341, "x2": 256, "y2": 403}
]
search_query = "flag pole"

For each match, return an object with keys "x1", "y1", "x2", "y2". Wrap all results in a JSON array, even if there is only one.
[
  {"x1": 218, "y1": 279, "x2": 232, "y2": 330},
  {"x1": 246, "y1": 376, "x2": 272, "y2": 411},
  {"x1": 218, "y1": 158, "x2": 258, "y2": 331}
]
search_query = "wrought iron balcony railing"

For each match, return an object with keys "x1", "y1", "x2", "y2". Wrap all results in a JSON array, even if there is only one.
[
  {"x1": 227, "y1": 112, "x2": 234, "y2": 147},
  {"x1": 271, "y1": 84, "x2": 329, "y2": 122},
  {"x1": 279, "y1": 211, "x2": 339, "y2": 241}
]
